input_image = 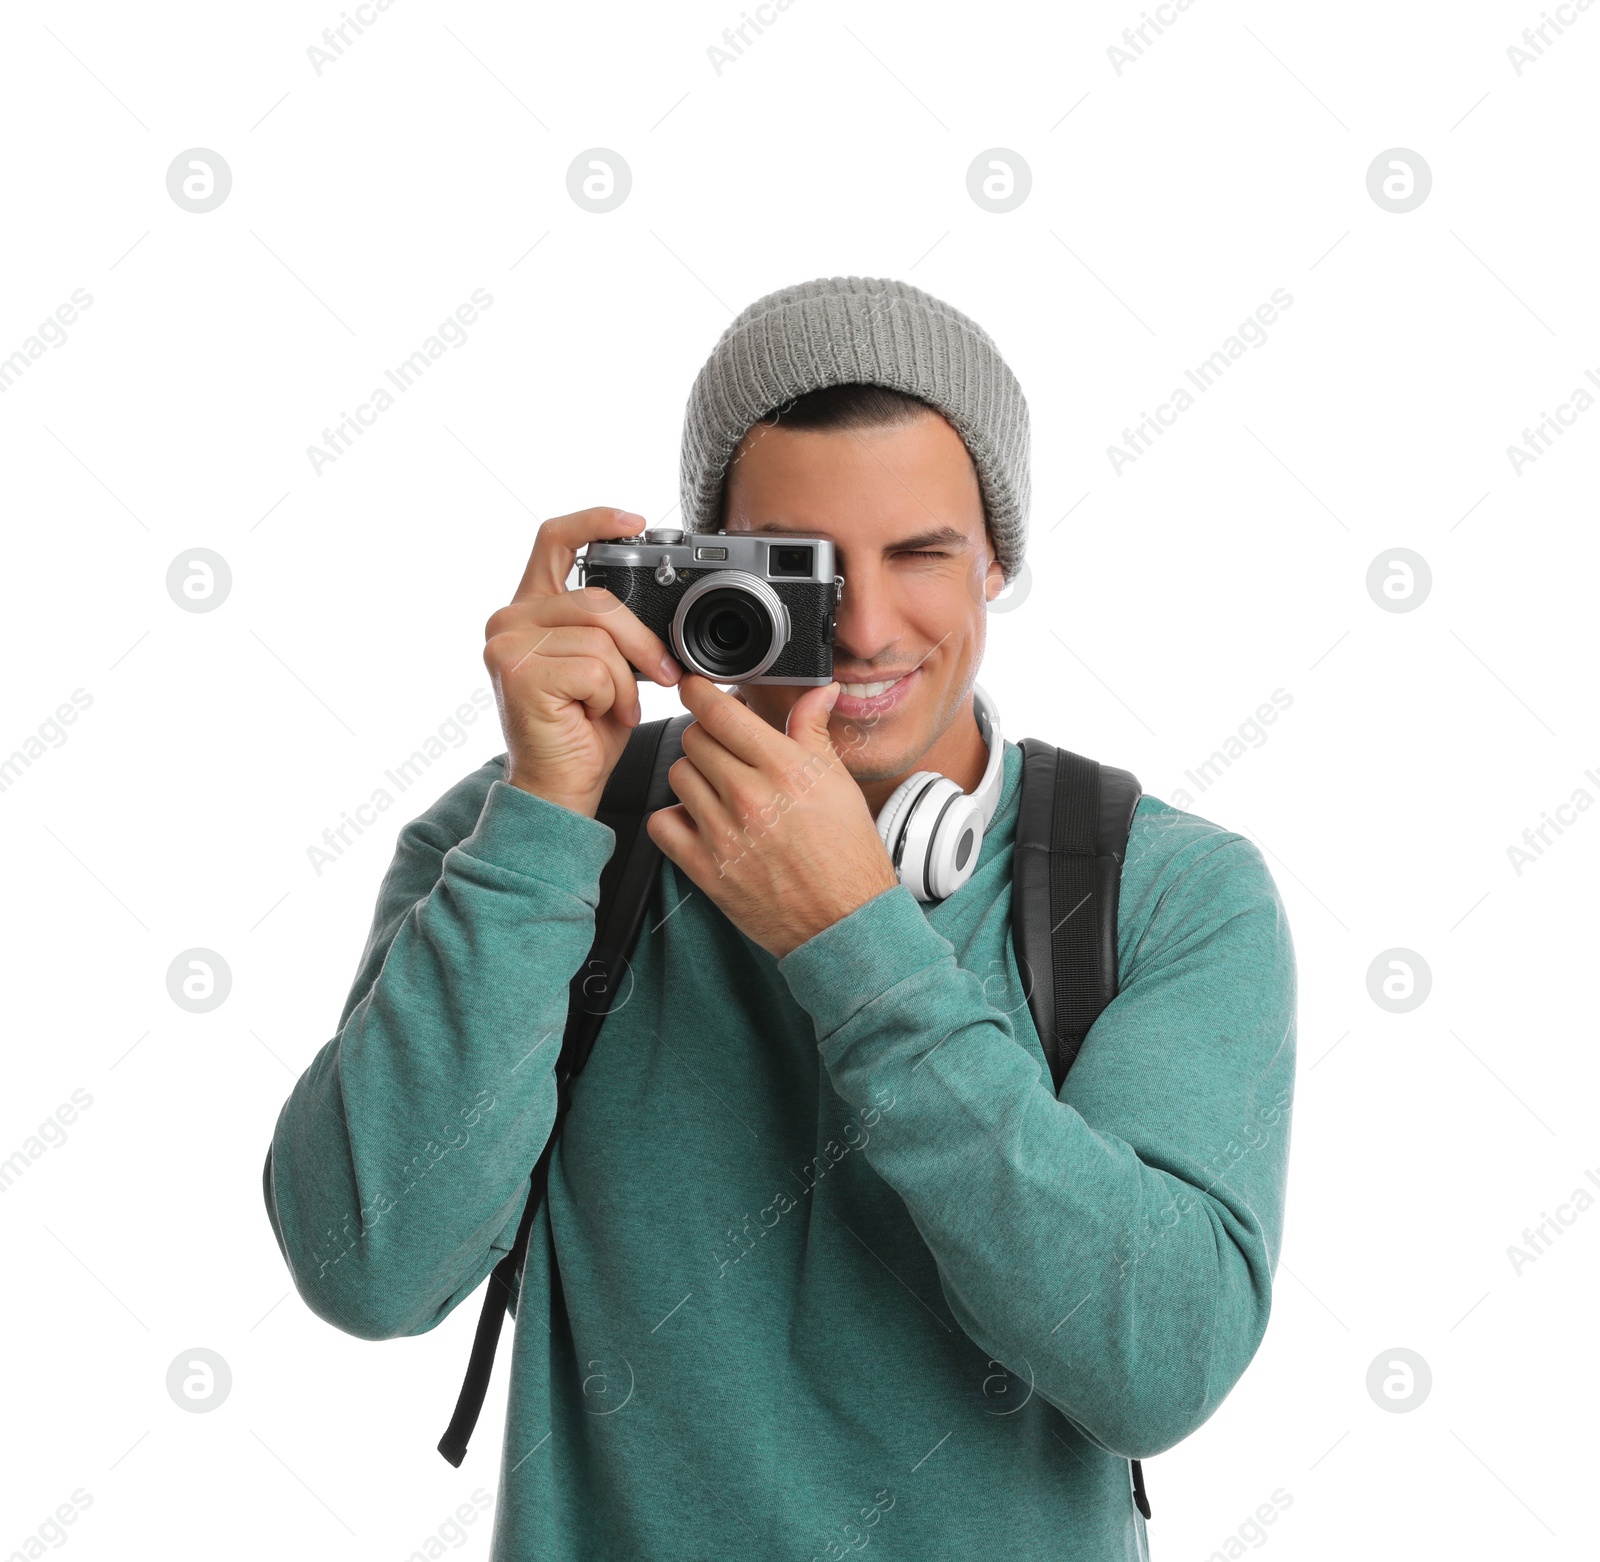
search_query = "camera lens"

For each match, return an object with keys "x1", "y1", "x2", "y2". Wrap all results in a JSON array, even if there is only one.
[
  {"x1": 671, "y1": 571, "x2": 791, "y2": 682},
  {"x1": 707, "y1": 609, "x2": 749, "y2": 652},
  {"x1": 681, "y1": 586, "x2": 774, "y2": 679}
]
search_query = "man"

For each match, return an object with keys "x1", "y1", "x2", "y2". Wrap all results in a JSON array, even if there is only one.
[{"x1": 263, "y1": 275, "x2": 1297, "y2": 1559}]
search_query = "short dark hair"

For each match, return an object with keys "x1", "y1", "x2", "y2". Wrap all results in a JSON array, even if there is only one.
[
  {"x1": 717, "y1": 382, "x2": 942, "y2": 522},
  {"x1": 751, "y1": 381, "x2": 936, "y2": 432}
]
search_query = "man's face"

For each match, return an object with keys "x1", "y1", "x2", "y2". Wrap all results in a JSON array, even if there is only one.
[{"x1": 721, "y1": 408, "x2": 1004, "y2": 791}]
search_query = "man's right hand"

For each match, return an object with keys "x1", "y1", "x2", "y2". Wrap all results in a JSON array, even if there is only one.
[{"x1": 484, "y1": 508, "x2": 682, "y2": 818}]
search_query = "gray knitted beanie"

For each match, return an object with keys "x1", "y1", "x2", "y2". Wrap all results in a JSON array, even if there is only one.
[{"x1": 678, "y1": 275, "x2": 1030, "y2": 582}]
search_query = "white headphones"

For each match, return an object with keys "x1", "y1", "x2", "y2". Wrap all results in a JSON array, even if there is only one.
[{"x1": 874, "y1": 684, "x2": 1004, "y2": 903}]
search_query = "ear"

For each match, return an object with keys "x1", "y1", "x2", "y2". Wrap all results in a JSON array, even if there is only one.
[{"x1": 984, "y1": 556, "x2": 1005, "y2": 603}]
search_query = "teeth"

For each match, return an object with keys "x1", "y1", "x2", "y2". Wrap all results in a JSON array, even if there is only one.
[{"x1": 840, "y1": 679, "x2": 897, "y2": 698}]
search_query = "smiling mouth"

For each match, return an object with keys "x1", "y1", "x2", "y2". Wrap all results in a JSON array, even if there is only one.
[
  {"x1": 836, "y1": 676, "x2": 912, "y2": 698},
  {"x1": 829, "y1": 670, "x2": 921, "y2": 715}
]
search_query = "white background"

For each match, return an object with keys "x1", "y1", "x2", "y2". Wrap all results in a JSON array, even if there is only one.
[{"x1": 1, "y1": 0, "x2": 1596, "y2": 1557}]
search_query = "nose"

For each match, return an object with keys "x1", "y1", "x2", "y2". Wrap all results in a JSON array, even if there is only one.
[{"x1": 830, "y1": 560, "x2": 901, "y2": 668}]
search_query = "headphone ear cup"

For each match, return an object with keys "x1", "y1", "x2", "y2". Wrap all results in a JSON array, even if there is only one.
[
  {"x1": 923, "y1": 792, "x2": 986, "y2": 900},
  {"x1": 896, "y1": 781, "x2": 985, "y2": 901},
  {"x1": 890, "y1": 775, "x2": 965, "y2": 901},
  {"x1": 875, "y1": 772, "x2": 940, "y2": 881},
  {"x1": 871, "y1": 686, "x2": 1003, "y2": 904}
]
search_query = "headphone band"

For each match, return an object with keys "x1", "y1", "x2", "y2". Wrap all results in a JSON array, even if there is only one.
[{"x1": 970, "y1": 684, "x2": 1005, "y2": 827}]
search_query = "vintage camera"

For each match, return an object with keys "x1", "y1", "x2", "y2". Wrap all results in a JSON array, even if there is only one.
[{"x1": 578, "y1": 528, "x2": 842, "y2": 684}]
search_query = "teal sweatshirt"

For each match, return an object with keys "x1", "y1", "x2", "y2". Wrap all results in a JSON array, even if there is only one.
[{"x1": 263, "y1": 736, "x2": 1296, "y2": 1561}]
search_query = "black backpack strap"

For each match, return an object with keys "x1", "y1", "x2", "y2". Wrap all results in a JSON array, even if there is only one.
[
  {"x1": 1011, "y1": 738, "x2": 1148, "y2": 1517},
  {"x1": 437, "y1": 714, "x2": 691, "y2": 1467},
  {"x1": 1012, "y1": 739, "x2": 1141, "y2": 1091}
]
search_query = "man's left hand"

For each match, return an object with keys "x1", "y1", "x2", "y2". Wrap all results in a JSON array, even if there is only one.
[{"x1": 646, "y1": 675, "x2": 901, "y2": 958}]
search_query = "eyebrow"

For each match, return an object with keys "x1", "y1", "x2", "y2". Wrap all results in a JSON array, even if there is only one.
[{"x1": 747, "y1": 522, "x2": 971, "y2": 551}]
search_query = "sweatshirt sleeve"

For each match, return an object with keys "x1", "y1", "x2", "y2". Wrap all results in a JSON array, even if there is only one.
[
  {"x1": 777, "y1": 835, "x2": 1296, "y2": 1459},
  {"x1": 262, "y1": 759, "x2": 616, "y2": 1342}
]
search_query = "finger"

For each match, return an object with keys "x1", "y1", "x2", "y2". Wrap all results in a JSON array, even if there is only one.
[
  {"x1": 666, "y1": 754, "x2": 729, "y2": 832},
  {"x1": 785, "y1": 681, "x2": 843, "y2": 755},
  {"x1": 646, "y1": 803, "x2": 707, "y2": 874},
  {"x1": 678, "y1": 718, "x2": 759, "y2": 810},
  {"x1": 512, "y1": 507, "x2": 646, "y2": 603},
  {"x1": 649, "y1": 801, "x2": 740, "y2": 884},
  {"x1": 491, "y1": 586, "x2": 680, "y2": 688},
  {"x1": 532, "y1": 649, "x2": 628, "y2": 723},
  {"x1": 675, "y1": 674, "x2": 785, "y2": 768},
  {"x1": 488, "y1": 624, "x2": 632, "y2": 724},
  {"x1": 498, "y1": 624, "x2": 642, "y2": 726}
]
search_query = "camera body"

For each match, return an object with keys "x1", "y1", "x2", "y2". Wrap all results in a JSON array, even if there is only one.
[{"x1": 579, "y1": 529, "x2": 841, "y2": 685}]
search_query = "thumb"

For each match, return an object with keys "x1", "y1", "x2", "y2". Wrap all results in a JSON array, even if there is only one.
[{"x1": 786, "y1": 680, "x2": 840, "y2": 751}]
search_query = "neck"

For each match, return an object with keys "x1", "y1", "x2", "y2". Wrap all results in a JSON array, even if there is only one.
[{"x1": 852, "y1": 692, "x2": 990, "y2": 819}]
